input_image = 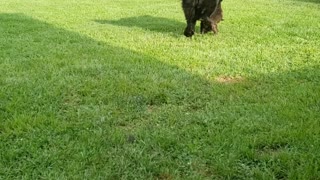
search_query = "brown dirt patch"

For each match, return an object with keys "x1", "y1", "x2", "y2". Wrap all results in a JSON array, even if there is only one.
[{"x1": 215, "y1": 76, "x2": 245, "y2": 84}]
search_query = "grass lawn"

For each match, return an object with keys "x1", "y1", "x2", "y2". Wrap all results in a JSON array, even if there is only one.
[{"x1": 0, "y1": 0, "x2": 320, "y2": 179}]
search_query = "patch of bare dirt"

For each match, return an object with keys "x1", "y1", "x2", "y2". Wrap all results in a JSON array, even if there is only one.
[{"x1": 215, "y1": 76, "x2": 245, "y2": 84}]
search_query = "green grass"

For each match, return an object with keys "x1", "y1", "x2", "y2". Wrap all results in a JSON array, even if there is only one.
[{"x1": 0, "y1": 0, "x2": 320, "y2": 179}]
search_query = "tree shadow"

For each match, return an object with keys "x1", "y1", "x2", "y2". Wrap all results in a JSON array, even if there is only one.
[
  {"x1": 94, "y1": 15, "x2": 185, "y2": 35},
  {"x1": 293, "y1": 0, "x2": 320, "y2": 3},
  {"x1": 1, "y1": 13, "x2": 319, "y2": 179}
]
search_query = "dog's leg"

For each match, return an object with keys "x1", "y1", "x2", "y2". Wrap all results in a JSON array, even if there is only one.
[{"x1": 182, "y1": 1, "x2": 197, "y2": 37}]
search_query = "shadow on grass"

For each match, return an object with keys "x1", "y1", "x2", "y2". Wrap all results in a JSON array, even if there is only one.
[
  {"x1": 1, "y1": 13, "x2": 320, "y2": 179},
  {"x1": 293, "y1": 0, "x2": 320, "y2": 3},
  {"x1": 94, "y1": 15, "x2": 185, "y2": 35}
]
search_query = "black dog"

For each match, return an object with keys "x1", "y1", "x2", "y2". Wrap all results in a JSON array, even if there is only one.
[
  {"x1": 200, "y1": 0, "x2": 223, "y2": 34},
  {"x1": 182, "y1": 0, "x2": 222, "y2": 37}
]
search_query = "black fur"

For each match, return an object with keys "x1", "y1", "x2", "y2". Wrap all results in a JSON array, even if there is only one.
[{"x1": 182, "y1": 0, "x2": 221, "y2": 37}]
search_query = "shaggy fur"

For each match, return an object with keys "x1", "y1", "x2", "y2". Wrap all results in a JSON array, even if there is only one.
[
  {"x1": 200, "y1": 0, "x2": 223, "y2": 34},
  {"x1": 182, "y1": 0, "x2": 222, "y2": 37}
]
